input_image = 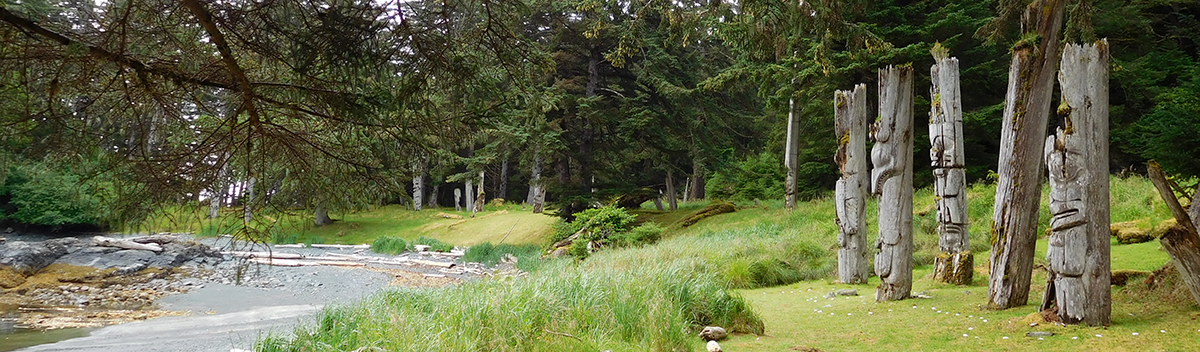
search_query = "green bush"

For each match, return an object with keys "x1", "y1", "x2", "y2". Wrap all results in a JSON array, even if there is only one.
[
  {"x1": 0, "y1": 163, "x2": 104, "y2": 226},
  {"x1": 609, "y1": 222, "x2": 663, "y2": 247},
  {"x1": 370, "y1": 236, "x2": 411, "y2": 254},
  {"x1": 414, "y1": 236, "x2": 454, "y2": 252},
  {"x1": 706, "y1": 152, "x2": 785, "y2": 201}
]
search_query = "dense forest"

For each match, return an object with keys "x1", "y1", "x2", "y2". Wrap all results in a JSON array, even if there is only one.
[{"x1": 0, "y1": 0, "x2": 1197, "y2": 231}]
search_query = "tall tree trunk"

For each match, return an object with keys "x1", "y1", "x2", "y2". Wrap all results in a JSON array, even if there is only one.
[
  {"x1": 1041, "y1": 40, "x2": 1111, "y2": 325},
  {"x1": 988, "y1": 0, "x2": 1066, "y2": 310},
  {"x1": 690, "y1": 164, "x2": 705, "y2": 200},
  {"x1": 653, "y1": 197, "x2": 665, "y2": 211},
  {"x1": 683, "y1": 177, "x2": 691, "y2": 202},
  {"x1": 666, "y1": 168, "x2": 678, "y2": 211},
  {"x1": 428, "y1": 185, "x2": 439, "y2": 208},
  {"x1": 528, "y1": 146, "x2": 542, "y2": 206},
  {"x1": 413, "y1": 161, "x2": 425, "y2": 211},
  {"x1": 835, "y1": 84, "x2": 869, "y2": 284},
  {"x1": 785, "y1": 99, "x2": 801, "y2": 209},
  {"x1": 243, "y1": 177, "x2": 256, "y2": 223},
  {"x1": 209, "y1": 163, "x2": 230, "y2": 219},
  {"x1": 314, "y1": 204, "x2": 332, "y2": 226},
  {"x1": 930, "y1": 52, "x2": 974, "y2": 285},
  {"x1": 499, "y1": 157, "x2": 509, "y2": 201},
  {"x1": 872, "y1": 65, "x2": 915, "y2": 302}
]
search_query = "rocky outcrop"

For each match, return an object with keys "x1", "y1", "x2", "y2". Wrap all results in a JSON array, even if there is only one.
[{"x1": 0, "y1": 234, "x2": 222, "y2": 289}]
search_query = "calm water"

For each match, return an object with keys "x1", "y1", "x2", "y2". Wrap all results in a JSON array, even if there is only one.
[{"x1": 0, "y1": 303, "x2": 91, "y2": 352}]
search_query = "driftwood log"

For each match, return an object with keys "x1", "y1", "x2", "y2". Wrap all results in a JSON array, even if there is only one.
[
  {"x1": 93, "y1": 236, "x2": 163, "y2": 252},
  {"x1": 872, "y1": 65, "x2": 915, "y2": 301},
  {"x1": 988, "y1": 0, "x2": 1066, "y2": 310},
  {"x1": 1039, "y1": 40, "x2": 1111, "y2": 326},
  {"x1": 1147, "y1": 162, "x2": 1200, "y2": 306},
  {"x1": 834, "y1": 84, "x2": 869, "y2": 284},
  {"x1": 929, "y1": 49, "x2": 974, "y2": 285}
]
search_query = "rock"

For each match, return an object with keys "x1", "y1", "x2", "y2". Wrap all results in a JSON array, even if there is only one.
[
  {"x1": 551, "y1": 247, "x2": 568, "y2": 257},
  {"x1": 1026, "y1": 331, "x2": 1055, "y2": 337},
  {"x1": 706, "y1": 340, "x2": 722, "y2": 352},
  {"x1": 699, "y1": 326, "x2": 727, "y2": 341},
  {"x1": 836, "y1": 289, "x2": 859, "y2": 296},
  {"x1": 0, "y1": 239, "x2": 73, "y2": 275}
]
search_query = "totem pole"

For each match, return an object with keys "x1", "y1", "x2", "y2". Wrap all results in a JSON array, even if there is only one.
[
  {"x1": 930, "y1": 49, "x2": 973, "y2": 285},
  {"x1": 835, "y1": 84, "x2": 868, "y2": 284},
  {"x1": 872, "y1": 65, "x2": 914, "y2": 301}
]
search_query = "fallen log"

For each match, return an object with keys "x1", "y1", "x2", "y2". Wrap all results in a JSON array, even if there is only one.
[
  {"x1": 248, "y1": 258, "x2": 319, "y2": 267},
  {"x1": 316, "y1": 261, "x2": 367, "y2": 267},
  {"x1": 411, "y1": 259, "x2": 455, "y2": 268},
  {"x1": 223, "y1": 251, "x2": 304, "y2": 259},
  {"x1": 126, "y1": 234, "x2": 177, "y2": 245},
  {"x1": 93, "y1": 236, "x2": 163, "y2": 253},
  {"x1": 274, "y1": 244, "x2": 305, "y2": 249},
  {"x1": 308, "y1": 244, "x2": 370, "y2": 250}
]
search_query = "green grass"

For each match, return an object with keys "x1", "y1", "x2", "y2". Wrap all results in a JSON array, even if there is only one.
[
  {"x1": 258, "y1": 261, "x2": 763, "y2": 352},
  {"x1": 413, "y1": 236, "x2": 454, "y2": 252},
  {"x1": 134, "y1": 203, "x2": 556, "y2": 247},
  {"x1": 256, "y1": 175, "x2": 1195, "y2": 351},
  {"x1": 461, "y1": 242, "x2": 542, "y2": 266}
]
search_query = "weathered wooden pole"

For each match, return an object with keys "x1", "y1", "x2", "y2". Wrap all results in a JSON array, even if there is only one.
[
  {"x1": 243, "y1": 177, "x2": 255, "y2": 223},
  {"x1": 929, "y1": 49, "x2": 973, "y2": 285},
  {"x1": 472, "y1": 171, "x2": 486, "y2": 216},
  {"x1": 464, "y1": 179, "x2": 475, "y2": 213},
  {"x1": 785, "y1": 99, "x2": 801, "y2": 209},
  {"x1": 412, "y1": 161, "x2": 425, "y2": 211},
  {"x1": 834, "y1": 84, "x2": 869, "y2": 284},
  {"x1": 527, "y1": 147, "x2": 542, "y2": 205},
  {"x1": 1040, "y1": 40, "x2": 1110, "y2": 325},
  {"x1": 1146, "y1": 162, "x2": 1200, "y2": 306},
  {"x1": 454, "y1": 188, "x2": 462, "y2": 212},
  {"x1": 988, "y1": 0, "x2": 1066, "y2": 310},
  {"x1": 872, "y1": 65, "x2": 915, "y2": 301}
]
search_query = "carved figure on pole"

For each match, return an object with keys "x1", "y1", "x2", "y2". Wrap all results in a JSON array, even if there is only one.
[
  {"x1": 929, "y1": 47, "x2": 973, "y2": 285},
  {"x1": 872, "y1": 65, "x2": 915, "y2": 301},
  {"x1": 834, "y1": 84, "x2": 868, "y2": 284},
  {"x1": 1040, "y1": 40, "x2": 1110, "y2": 326}
]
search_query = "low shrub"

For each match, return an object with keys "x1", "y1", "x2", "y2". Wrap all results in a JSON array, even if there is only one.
[{"x1": 370, "y1": 236, "x2": 410, "y2": 255}]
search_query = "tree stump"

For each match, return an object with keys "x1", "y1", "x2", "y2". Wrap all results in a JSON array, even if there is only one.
[
  {"x1": 835, "y1": 84, "x2": 869, "y2": 284},
  {"x1": 1039, "y1": 40, "x2": 1110, "y2": 326},
  {"x1": 988, "y1": 0, "x2": 1066, "y2": 310},
  {"x1": 872, "y1": 65, "x2": 915, "y2": 301},
  {"x1": 929, "y1": 49, "x2": 973, "y2": 285}
]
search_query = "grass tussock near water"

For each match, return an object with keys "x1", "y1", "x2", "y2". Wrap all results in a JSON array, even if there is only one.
[{"x1": 258, "y1": 261, "x2": 763, "y2": 352}]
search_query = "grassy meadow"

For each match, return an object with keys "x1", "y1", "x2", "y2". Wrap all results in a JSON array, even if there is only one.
[{"x1": 237, "y1": 175, "x2": 1195, "y2": 351}]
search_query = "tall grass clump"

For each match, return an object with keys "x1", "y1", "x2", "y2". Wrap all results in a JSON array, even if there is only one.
[
  {"x1": 414, "y1": 236, "x2": 454, "y2": 252},
  {"x1": 462, "y1": 242, "x2": 542, "y2": 268},
  {"x1": 257, "y1": 261, "x2": 763, "y2": 352},
  {"x1": 370, "y1": 236, "x2": 410, "y2": 254}
]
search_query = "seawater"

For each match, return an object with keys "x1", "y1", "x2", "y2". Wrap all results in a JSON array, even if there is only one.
[{"x1": 0, "y1": 303, "x2": 91, "y2": 352}]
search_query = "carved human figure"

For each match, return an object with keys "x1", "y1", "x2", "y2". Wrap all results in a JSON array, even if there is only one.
[
  {"x1": 872, "y1": 65, "x2": 914, "y2": 302},
  {"x1": 1041, "y1": 40, "x2": 1110, "y2": 326},
  {"x1": 834, "y1": 84, "x2": 868, "y2": 284}
]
